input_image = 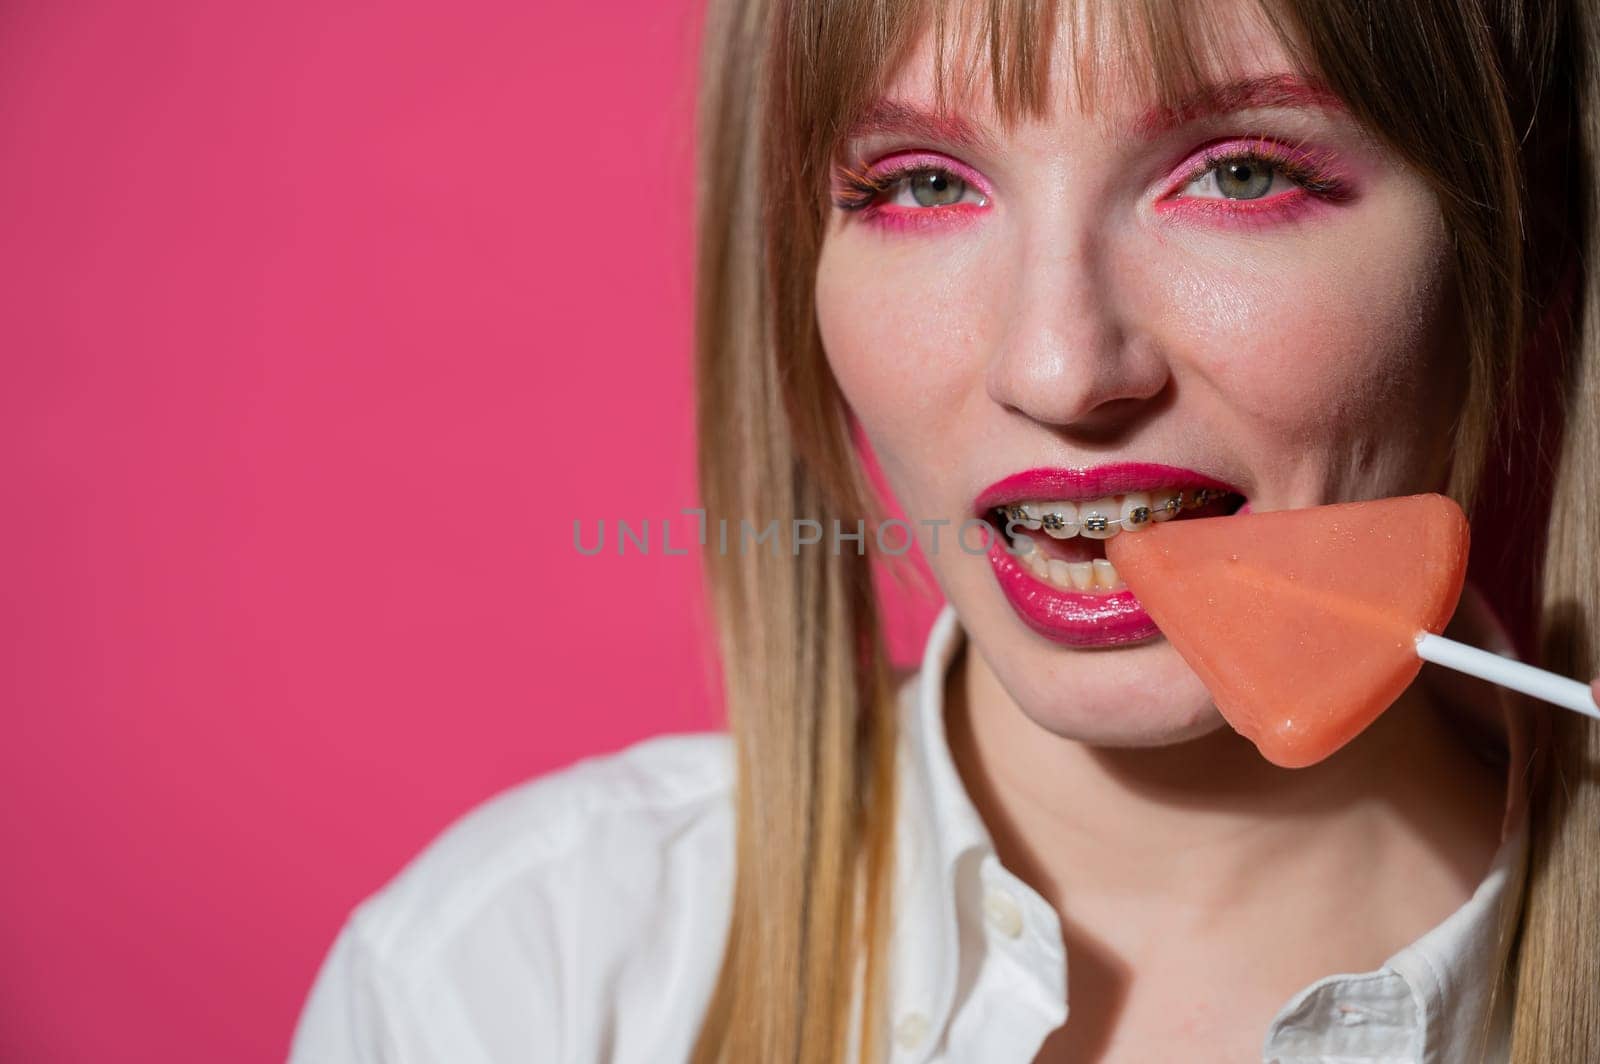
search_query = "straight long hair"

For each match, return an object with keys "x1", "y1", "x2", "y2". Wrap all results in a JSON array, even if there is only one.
[{"x1": 690, "y1": 1, "x2": 1600, "y2": 1059}]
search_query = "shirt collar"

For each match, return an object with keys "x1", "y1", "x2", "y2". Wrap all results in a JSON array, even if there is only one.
[{"x1": 889, "y1": 587, "x2": 1539, "y2": 1062}]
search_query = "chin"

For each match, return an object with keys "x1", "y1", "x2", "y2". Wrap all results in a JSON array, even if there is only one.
[
  {"x1": 1007, "y1": 663, "x2": 1225, "y2": 747},
  {"x1": 957, "y1": 586, "x2": 1227, "y2": 746}
]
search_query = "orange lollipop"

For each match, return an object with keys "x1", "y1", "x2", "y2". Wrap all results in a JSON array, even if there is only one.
[{"x1": 1106, "y1": 493, "x2": 1597, "y2": 767}]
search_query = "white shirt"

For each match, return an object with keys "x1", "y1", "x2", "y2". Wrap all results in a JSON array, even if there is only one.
[{"x1": 289, "y1": 594, "x2": 1534, "y2": 1063}]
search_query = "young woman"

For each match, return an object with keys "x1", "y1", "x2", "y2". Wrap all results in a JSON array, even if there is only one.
[{"x1": 289, "y1": 0, "x2": 1600, "y2": 1060}]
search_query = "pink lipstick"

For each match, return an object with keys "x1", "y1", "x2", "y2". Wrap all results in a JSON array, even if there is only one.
[{"x1": 974, "y1": 463, "x2": 1248, "y2": 648}]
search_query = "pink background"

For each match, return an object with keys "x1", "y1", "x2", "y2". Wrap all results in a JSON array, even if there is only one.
[{"x1": 1, "y1": 4, "x2": 939, "y2": 1061}]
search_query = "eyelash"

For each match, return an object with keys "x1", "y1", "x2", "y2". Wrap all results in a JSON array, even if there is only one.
[
  {"x1": 1173, "y1": 139, "x2": 1352, "y2": 203},
  {"x1": 829, "y1": 140, "x2": 1353, "y2": 219},
  {"x1": 830, "y1": 157, "x2": 985, "y2": 215}
]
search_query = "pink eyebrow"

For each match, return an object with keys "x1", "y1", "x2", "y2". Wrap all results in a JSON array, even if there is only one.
[
  {"x1": 840, "y1": 74, "x2": 1346, "y2": 157},
  {"x1": 839, "y1": 99, "x2": 998, "y2": 154},
  {"x1": 1133, "y1": 74, "x2": 1347, "y2": 137}
]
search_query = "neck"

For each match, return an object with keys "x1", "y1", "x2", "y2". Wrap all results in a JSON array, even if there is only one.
[{"x1": 949, "y1": 639, "x2": 1506, "y2": 934}]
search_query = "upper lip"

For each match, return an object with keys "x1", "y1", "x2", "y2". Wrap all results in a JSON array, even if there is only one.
[{"x1": 972, "y1": 463, "x2": 1246, "y2": 515}]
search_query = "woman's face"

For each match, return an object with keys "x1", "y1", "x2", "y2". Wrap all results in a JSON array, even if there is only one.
[{"x1": 814, "y1": 2, "x2": 1461, "y2": 746}]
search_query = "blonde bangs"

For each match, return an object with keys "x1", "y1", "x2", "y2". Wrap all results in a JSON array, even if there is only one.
[{"x1": 786, "y1": 0, "x2": 1315, "y2": 177}]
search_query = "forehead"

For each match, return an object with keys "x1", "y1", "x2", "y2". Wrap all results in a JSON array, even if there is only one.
[{"x1": 870, "y1": 0, "x2": 1304, "y2": 137}]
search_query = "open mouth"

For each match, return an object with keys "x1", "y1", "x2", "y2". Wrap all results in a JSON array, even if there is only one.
[{"x1": 981, "y1": 486, "x2": 1249, "y2": 594}]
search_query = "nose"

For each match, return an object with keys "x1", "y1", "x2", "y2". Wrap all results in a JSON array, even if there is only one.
[{"x1": 984, "y1": 223, "x2": 1170, "y2": 433}]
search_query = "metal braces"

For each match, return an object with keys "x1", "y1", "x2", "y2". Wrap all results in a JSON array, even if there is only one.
[{"x1": 997, "y1": 488, "x2": 1222, "y2": 533}]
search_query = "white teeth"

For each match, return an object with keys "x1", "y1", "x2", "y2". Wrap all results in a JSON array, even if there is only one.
[
  {"x1": 1078, "y1": 497, "x2": 1119, "y2": 539},
  {"x1": 1030, "y1": 556, "x2": 1120, "y2": 588},
  {"x1": 1015, "y1": 542, "x2": 1127, "y2": 594},
  {"x1": 1119, "y1": 492, "x2": 1152, "y2": 532},
  {"x1": 1041, "y1": 501, "x2": 1078, "y2": 539},
  {"x1": 997, "y1": 487, "x2": 1241, "y2": 593}
]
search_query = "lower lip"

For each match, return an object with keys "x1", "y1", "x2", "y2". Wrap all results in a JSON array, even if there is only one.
[
  {"x1": 983, "y1": 501, "x2": 1252, "y2": 648},
  {"x1": 985, "y1": 536, "x2": 1160, "y2": 647}
]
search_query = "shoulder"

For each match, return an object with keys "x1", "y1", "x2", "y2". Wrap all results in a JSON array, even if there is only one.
[
  {"x1": 362, "y1": 729, "x2": 736, "y2": 965},
  {"x1": 289, "y1": 731, "x2": 736, "y2": 1063}
]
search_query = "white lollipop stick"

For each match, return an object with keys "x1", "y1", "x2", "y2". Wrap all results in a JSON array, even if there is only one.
[{"x1": 1415, "y1": 633, "x2": 1600, "y2": 719}]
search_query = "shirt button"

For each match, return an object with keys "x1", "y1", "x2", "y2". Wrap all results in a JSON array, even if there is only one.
[
  {"x1": 982, "y1": 887, "x2": 1024, "y2": 938},
  {"x1": 894, "y1": 1010, "x2": 930, "y2": 1050}
]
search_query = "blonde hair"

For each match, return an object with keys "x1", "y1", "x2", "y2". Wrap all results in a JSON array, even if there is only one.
[{"x1": 690, "y1": 0, "x2": 1600, "y2": 1060}]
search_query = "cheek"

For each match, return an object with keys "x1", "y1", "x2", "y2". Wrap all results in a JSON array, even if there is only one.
[
  {"x1": 1152, "y1": 201, "x2": 1456, "y2": 452},
  {"x1": 815, "y1": 231, "x2": 989, "y2": 501}
]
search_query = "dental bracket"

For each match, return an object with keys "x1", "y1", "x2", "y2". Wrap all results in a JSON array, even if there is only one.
[{"x1": 1002, "y1": 488, "x2": 1219, "y2": 532}]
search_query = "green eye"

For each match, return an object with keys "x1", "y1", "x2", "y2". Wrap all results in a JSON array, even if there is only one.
[
  {"x1": 908, "y1": 170, "x2": 968, "y2": 207},
  {"x1": 1214, "y1": 159, "x2": 1275, "y2": 199}
]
